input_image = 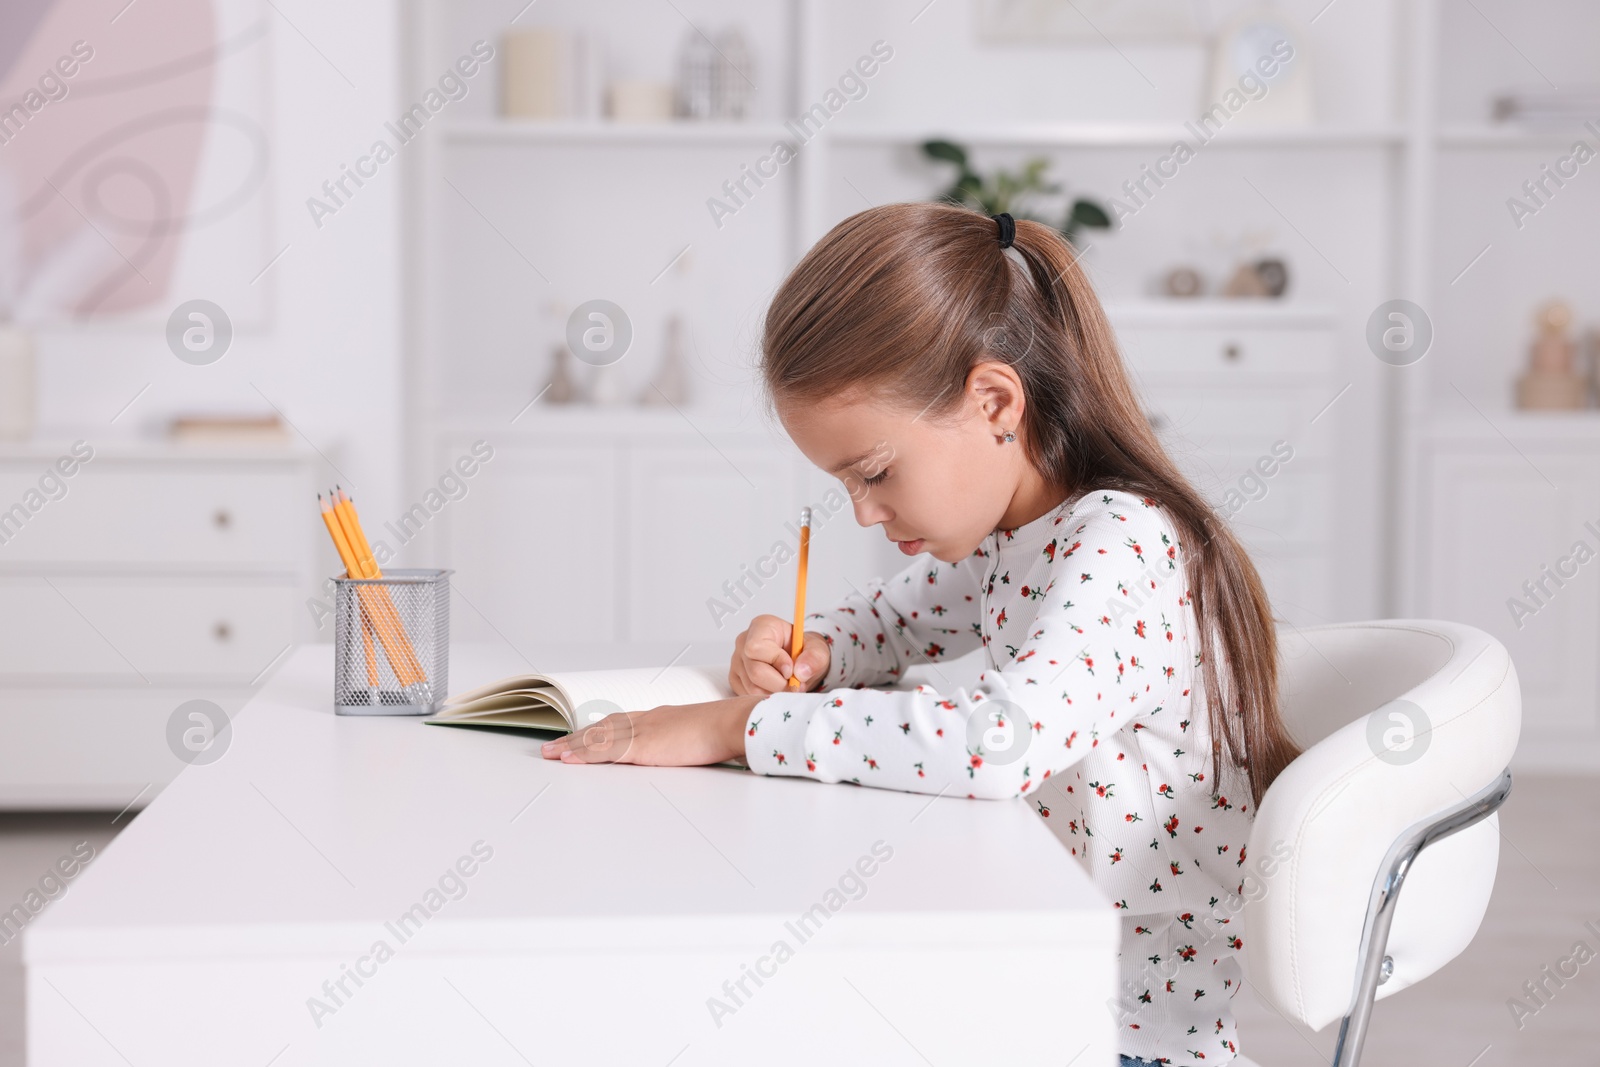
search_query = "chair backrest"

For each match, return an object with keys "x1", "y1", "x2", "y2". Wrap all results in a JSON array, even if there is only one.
[{"x1": 1242, "y1": 619, "x2": 1521, "y2": 1031}]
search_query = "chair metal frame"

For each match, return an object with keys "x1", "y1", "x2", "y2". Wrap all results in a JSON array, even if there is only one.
[{"x1": 1330, "y1": 768, "x2": 1514, "y2": 1067}]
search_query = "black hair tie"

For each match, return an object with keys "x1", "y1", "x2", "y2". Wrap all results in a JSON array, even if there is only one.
[{"x1": 991, "y1": 212, "x2": 1016, "y2": 249}]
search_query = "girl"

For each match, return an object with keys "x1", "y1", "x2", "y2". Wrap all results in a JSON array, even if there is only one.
[{"x1": 541, "y1": 202, "x2": 1300, "y2": 1065}]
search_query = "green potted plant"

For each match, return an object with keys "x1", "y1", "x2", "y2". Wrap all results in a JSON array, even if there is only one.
[{"x1": 921, "y1": 139, "x2": 1111, "y2": 249}]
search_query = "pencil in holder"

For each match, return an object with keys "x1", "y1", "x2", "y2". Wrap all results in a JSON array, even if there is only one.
[{"x1": 333, "y1": 568, "x2": 451, "y2": 715}]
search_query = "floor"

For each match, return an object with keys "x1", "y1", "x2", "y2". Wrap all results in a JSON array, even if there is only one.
[
  {"x1": 1231, "y1": 772, "x2": 1600, "y2": 1066},
  {"x1": 0, "y1": 775, "x2": 1594, "y2": 1066}
]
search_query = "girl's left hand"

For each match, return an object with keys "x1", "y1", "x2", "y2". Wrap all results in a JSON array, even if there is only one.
[{"x1": 539, "y1": 695, "x2": 765, "y2": 767}]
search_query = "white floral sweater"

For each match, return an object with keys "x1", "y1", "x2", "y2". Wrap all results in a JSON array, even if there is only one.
[{"x1": 747, "y1": 488, "x2": 1261, "y2": 1064}]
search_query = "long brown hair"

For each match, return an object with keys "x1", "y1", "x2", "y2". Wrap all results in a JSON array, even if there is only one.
[{"x1": 759, "y1": 201, "x2": 1299, "y2": 809}]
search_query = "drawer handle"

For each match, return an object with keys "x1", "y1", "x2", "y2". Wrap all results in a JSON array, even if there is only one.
[
  {"x1": 213, "y1": 621, "x2": 232, "y2": 642},
  {"x1": 213, "y1": 509, "x2": 231, "y2": 530},
  {"x1": 1223, "y1": 343, "x2": 1242, "y2": 362}
]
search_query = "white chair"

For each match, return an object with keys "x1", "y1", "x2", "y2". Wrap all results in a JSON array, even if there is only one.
[{"x1": 1238, "y1": 619, "x2": 1520, "y2": 1067}]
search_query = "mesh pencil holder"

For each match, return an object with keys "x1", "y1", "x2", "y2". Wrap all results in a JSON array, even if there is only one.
[{"x1": 333, "y1": 568, "x2": 452, "y2": 715}]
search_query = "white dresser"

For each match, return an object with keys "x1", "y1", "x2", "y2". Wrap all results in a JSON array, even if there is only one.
[
  {"x1": 1115, "y1": 301, "x2": 1339, "y2": 629},
  {"x1": 434, "y1": 415, "x2": 897, "y2": 652},
  {"x1": 0, "y1": 440, "x2": 319, "y2": 809}
]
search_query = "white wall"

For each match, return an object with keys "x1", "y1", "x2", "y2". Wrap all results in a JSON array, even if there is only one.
[{"x1": 31, "y1": 1, "x2": 406, "y2": 572}]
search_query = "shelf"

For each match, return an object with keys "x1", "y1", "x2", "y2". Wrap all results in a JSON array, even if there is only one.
[
  {"x1": 434, "y1": 406, "x2": 789, "y2": 441},
  {"x1": 438, "y1": 118, "x2": 1600, "y2": 154},
  {"x1": 0, "y1": 436, "x2": 318, "y2": 461},
  {"x1": 442, "y1": 118, "x2": 798, "y2": 146},
  {"x1": 1104, "y1": 299, "x2": 1339, "y2": 328},
  {"x1": 1424, "y1": 408, "x2": 1600, "y2": 442},
  {"x1": 1436, "y1": 123, "x2": 1597, "y2": 148},
  {"x1": 440, "y1": 119, "x2": 1411, "y2": 150},
  {"x1": 825, "y1": 122, "x2": 1407, "y2": 149}
]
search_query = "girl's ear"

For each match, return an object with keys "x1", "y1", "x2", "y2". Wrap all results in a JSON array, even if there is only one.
[{"x1": 965, "y1": 360, "x2": 1026, "y2": 436}]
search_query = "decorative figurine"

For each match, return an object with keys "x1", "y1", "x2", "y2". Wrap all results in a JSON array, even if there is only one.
[
  {"x1": 1515, "y1": 299, "x2": 1587, "y2": 410},
  {"x1": 713, "y1": 27, "x2": 754, "y2": 120},
  {"x1": 1254, "y1": 257, "x2": 1289, "y2": 297},
  {"x1": 543, "y1": 343, "x2": 577, "y2": 404},
  {"x1": 1222, "y1": 262, "x2": 1270, "y2": 298},
  {"x1": 676, "y1": 29, "x2": 717, "y2": 119},
  {"x1": 1162, "y1": 266, "x2": 1205, "y2": 298},
  {"x1": 640, "y1": 314, "x2": 691, "y2": 407}
]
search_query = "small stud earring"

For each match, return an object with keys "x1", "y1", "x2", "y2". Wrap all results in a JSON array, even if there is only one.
[{"x1": 1001, "y1": 430, "x2": 1016, "y2": 443}]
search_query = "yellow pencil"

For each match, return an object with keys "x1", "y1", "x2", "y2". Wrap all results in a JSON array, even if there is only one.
[
  {"x1": 331, "y1": 488, "x2": 423, "y2": 682},
  {"x1": 321, "y1": 488, "x2": 381, "y2": 688},
  {"x1": 319, "y1": 494, "x2": 418, "y2": 687},
  {"x1": 334, "y1": 485, "x2": 379, "y2": 578},
  {"x1": 361, "y1": 611, "x2": 379, "y2": 687},
  {"x1": 333, "y1": 488, "x2": 427, "y2": 688},
  {"x1": 786, "y1": 507, "x2": 812, "y2": 691},
  {"x1": 319, "y1": 493, "x2": 393, "y2": 682}
]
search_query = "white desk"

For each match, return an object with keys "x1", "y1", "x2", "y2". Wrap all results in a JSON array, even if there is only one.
[{"x1": 25, "y1": 643, "x2": 1117, "y2": 1066}]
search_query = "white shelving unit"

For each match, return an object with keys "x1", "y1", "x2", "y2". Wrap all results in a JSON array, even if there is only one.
[
  {"x1": 1393, "y1": 0, "x2": 1600, "y2": 769},
  {"x1": 403, "y1": 0, "x2": 1600, "y2": 769},
  {"x1": 401, "y1": 0, "x2": 1377, "y2": 632}
]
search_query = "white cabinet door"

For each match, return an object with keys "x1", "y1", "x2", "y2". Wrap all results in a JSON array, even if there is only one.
[
  {"x1": 444, "y1": 445, "x2": 621, "y2": 648},
  {"x1": 625, "y1": 445, "x2": 803, "y2": 645},
  {"x1": 1420, "y1": 444, "x2": 1600, "y2": 761}
]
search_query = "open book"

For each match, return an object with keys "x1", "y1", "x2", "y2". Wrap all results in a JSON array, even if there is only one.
[{"x1": 423, "y1": 665, "x2": 732, "y2": 735}]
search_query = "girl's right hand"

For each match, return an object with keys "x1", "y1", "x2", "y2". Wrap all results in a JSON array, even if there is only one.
[{"x1": 729, "y1": 614, "x2": 831, "y2": 695}]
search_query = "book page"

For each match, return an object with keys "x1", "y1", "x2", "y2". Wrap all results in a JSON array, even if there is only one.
[
  {"x1": 436, "y1": 691, "x2": 562, "y2": 717},
  {"x1": 442, "y1": 674, "x2": 557, "y2": 708},
  {"x1": 550, "y1": 665, "x2": 731, "y2": 725},
  {"x1": 437, "y1": 665, "x2": 731, "y2": 728}
]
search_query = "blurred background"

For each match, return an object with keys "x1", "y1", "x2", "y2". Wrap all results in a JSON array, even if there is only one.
[{"x1": 0, "y1": 0, "x2": 1597, "y2": 1063}]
